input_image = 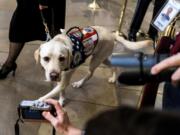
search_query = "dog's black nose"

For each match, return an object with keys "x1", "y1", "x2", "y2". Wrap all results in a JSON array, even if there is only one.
[{"x1": 50, "y1": 72, "x2": 59, "y2": 81}]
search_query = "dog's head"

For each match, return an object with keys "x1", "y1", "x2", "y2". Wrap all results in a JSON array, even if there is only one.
[{"x1": 34, "y1": 34, "x2": 72, "y2": 82}]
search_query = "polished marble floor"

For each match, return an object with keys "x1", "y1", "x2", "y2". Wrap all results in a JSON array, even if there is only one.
[{"x1": 0, "y1": 0, "x2": 162, "y2": 134}]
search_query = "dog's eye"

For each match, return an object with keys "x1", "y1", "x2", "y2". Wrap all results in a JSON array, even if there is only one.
[
  {"x1": 59, "y1": 56, "x2": 65, "y2": 62},
  {"x1": 43, "y1": 56, "x2": 50, "y2": 62}
]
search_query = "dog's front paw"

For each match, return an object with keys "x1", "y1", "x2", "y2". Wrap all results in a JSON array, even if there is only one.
[
  {"x1": 38, "y1": 97, "x2": 46, "y2": 101},
  {"x1": 71, "y1": 80, "x2": 83, "y2": 88},
  {"x1": 59, "y1": 98, "x2": 65, "y2": 107},
  {"x1": 108, "y1": 76, "x2": 116, "y2": 83}
]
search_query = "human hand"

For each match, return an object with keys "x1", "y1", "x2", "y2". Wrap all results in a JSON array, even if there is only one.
[
  {"x1": 151, "y1": 53, "x2": 180, "y2": 85},
  {"x1": 42, "y1": 99, "x2": 82, "y2": 135},
  {"x1": 42, "y1": 99, "x2": 70, "y2": 134}
]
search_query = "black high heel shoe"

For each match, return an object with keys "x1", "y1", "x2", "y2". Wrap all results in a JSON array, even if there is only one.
[{"x1": 0, "y1": 63, "x2": 17, "y2": 79}]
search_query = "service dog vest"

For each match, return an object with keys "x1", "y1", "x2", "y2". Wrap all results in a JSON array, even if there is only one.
[{"x1": 66, "y1": 26, "x2": 98, "y2": 69}]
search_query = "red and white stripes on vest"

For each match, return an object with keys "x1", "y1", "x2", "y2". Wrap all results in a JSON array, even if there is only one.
[{"x1": 67, "y1": 26, "x2": 98, "y2": 68}]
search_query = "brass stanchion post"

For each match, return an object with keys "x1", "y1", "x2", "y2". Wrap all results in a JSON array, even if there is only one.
[
  {"x1": 117, "y1": 0, "x2": 128, "y2": 36},
  {"x1": 88, "y1": 0, "x2": 100, "y2": 10}
]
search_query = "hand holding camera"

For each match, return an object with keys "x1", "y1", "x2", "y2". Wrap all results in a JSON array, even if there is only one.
[
  {"x1": 19, "y1": 100, "x2": 56, "y2": 120},
  {"x1": 42, "y1": 99, "x2": 82, "y2": 135}
]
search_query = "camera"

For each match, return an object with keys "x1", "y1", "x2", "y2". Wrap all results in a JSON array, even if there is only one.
[
  {"x1": 110, "y1": 52, "x2": 176, "y2": 85},
  {"x1": 19, "y1": 100, "x2": 56, "y2": 120}
]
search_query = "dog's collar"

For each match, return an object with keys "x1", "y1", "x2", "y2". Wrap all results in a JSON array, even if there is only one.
[{"x1": 65, "y1": 26, "x2": 98, "y2": 70}]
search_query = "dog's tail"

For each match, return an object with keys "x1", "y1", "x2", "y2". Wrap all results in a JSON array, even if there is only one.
[{"x1": 114, "y1": 32, "x2": 154, "y2": 50}]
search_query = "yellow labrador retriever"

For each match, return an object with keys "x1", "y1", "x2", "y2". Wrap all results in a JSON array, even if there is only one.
[{"x1": 34, "y1": 26, "x2": 153, "y2": 105}]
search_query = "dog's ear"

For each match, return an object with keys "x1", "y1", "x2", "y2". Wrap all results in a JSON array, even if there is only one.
[{"x1": 34, "y1": 48, "x2": 40, "y2": 64}]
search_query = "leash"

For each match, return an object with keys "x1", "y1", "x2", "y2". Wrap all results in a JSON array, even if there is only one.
[{"x1": 39, "y1": 4, "x2": 52, "y2": 41}]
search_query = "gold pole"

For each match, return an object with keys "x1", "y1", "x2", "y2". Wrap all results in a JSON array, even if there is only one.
[
  {"x1": 88, "y1": 0, "x2": 100, "y2": 10},
  {"x1": 137, "y1": 88, "x2": 144, "y2": 108},
  {"x1": 117, "y1": 0, "x2": 128, "y2": 36},
  {"x1": 159, "y1": 15, "x2": 179, "y2": 41}
]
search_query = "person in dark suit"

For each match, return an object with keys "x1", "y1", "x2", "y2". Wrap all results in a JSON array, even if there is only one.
[
  {"x1": 0, "y1": 0, "x2": 66, "y2": 79},
  {"x1": 128, "y1": 0, "x2": 165, "y2": 41}
]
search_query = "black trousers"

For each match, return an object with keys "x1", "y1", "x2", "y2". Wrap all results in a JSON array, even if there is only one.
[
  {"x1": 9, "y1": 0, "x2": 66, "y2": 42},
  {"x1": 128, "y1": 0, "x2": 166, "y2": 40},
  {"x1": 40, "y1": 0, "x2": 66, "y2": 37}
]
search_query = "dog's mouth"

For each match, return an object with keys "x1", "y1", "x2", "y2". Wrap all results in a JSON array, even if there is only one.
[{"x1": 50, "y1": 77, "x2": 60, "y2": 82}]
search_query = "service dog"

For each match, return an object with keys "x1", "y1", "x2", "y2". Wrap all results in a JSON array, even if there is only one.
[{"x1": 34, "y1": 26, "x2": 153, "y2": 105}]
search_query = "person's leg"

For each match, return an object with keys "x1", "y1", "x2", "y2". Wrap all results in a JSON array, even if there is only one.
[
  {"x1": 0, "y1": 42, "x2": 25, "y2": 79},
  {"x1": 128, "y1": 0, "x2": 151, "y2": 41},
  {"x1": 39, "y1": 0, "x2": 66, "y2": 38},
  {"x1": 4, "y1": 42, "x2": 25, "y2": 66},
  {"x1": 52, "y1": 0, "x2": 66, "y2": 36},
  {"x1": 148, "y1": 0, "x2": 166, "y2": 41}
]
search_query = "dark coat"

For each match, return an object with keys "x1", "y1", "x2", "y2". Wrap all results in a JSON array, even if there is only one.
[{"x1": 9, "y1": 0, "x2": 66, "y2": 42}]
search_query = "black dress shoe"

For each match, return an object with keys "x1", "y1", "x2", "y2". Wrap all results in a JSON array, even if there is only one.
[
  {"x1": 0, "y1": 63, "x2": 17, "y2": 79},
  {"x1": 128, "y1": 35, "x2": 137, "y2": 42}
]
